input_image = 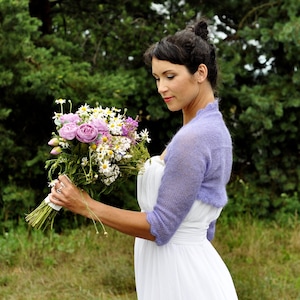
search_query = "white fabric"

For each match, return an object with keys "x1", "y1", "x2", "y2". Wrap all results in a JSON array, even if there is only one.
[
  {"x1": 45, "y1": 195, "x2": 62, "y2": 211},
  {"x1": 134, "y1": 156, "x2": 238, "y2": 299}
]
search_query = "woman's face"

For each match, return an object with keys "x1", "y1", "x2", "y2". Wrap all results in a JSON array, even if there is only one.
[{"x1": 151, "y1": 57, "x2": 201, "y2": 112}]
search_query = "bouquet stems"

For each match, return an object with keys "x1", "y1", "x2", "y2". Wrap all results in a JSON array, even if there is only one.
[{"x1": 25, "y1": 196, "x2": 60, "y2": 230}]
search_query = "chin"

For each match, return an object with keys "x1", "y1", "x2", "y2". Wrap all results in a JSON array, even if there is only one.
[
  {"x1": 167, "y1": 104, "x2": 181, "y2": 112},
  {"x1": 169, "y1": 108, "x2": 181, "y2": 113}
]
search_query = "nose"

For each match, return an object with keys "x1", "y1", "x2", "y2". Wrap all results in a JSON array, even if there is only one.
[{"x1": 157, "y1": 80, "x2": 168, "y2": 94}]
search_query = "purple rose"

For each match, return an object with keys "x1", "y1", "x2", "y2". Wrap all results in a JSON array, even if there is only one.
[
  {"x1": 76, "y1": 123, "x2": 98, "y2": 143},
  {"x1": 90, "y1": 119, "x2": 109, "y2": 134},
  {"x1": 58, "y1": 123, "x2": 78, "y2": 140},
  {"x1": 60, "y1": 113, "x2": 81, "y2": 124}
]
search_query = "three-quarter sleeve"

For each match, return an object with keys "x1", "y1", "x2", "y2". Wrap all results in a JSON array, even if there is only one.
[{"x1": 146, "y1": 128, "x2": 211, "y2": 245}]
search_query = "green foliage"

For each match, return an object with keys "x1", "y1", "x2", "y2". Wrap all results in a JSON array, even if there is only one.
[
  {"x1": 225, "y1": 178, "x2": 300, "y2": 223},
  {"x1": 0, "y1": 0, "x2": 196, "y2": 227},
  {"x1": 0, "y1": 0, "x2": 299, "y2": 228},
  {"x1": 205, "y1": 0, "x2": 300, "y2": 197}
]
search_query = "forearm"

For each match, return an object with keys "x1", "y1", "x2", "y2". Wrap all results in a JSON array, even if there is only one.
[
  {"x1": 87, "y1": 199, "x2": 155, "y2": 241},
  {"x1": 51, "y1": 175, "x2": 155, "y2": 241}
]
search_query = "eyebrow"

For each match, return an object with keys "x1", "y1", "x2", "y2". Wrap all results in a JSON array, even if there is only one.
[{"x1": 152, "y1": 70, "x2": 174, "y2": 76}]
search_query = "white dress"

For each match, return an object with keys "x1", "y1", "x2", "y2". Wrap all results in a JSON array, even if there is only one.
[{"x1": 134, "y1": 156, "x2": 238, "y2": 300}]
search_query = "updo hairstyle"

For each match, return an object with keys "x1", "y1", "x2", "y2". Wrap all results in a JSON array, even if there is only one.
[{"x1": 144, "y1": 20, "x2": 218, "y2": 90}]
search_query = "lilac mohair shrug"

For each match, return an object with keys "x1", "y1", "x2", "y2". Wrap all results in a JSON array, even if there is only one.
[{"x1": 146, "y1": 100, "x2": 233, "y2": 246}]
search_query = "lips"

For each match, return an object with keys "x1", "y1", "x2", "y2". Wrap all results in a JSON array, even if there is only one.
[{"x1": 163, "y1": 97, "x2": 173, "y2": 103}]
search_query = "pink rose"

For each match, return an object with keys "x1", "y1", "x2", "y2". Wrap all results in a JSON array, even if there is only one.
[
  {"x1": 76, "y1": 123, "x2": 98, "y2": 143},
  {"x1": 60, "y1": 113, "x2": 81, "y2": 124},
  {"x1": 89, "y1": 119, "x2": 109, "y2": 134},
  {"x1": 58, "y1": 123, "x2": 78, "y2": 140}
]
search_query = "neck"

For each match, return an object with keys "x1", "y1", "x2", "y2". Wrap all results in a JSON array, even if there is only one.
[{"x1": 182, "y1": 90, "x2": 215, "y2": 124}]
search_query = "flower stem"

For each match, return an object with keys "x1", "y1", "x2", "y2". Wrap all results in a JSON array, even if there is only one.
[{"x1": 79, "y1": 189, "x2": 108, "y2": 236}]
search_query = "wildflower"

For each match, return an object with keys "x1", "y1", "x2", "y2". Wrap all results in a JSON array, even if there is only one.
[
  {"x1": 90, "y1": 144, "x2": 97, "y2": 151},
  {"x1": 81, "y1": 157, "x2": 88, "y2": 166},
  {"x1": 77, "y1": 103, "x2": 91, "y2": 115},
  {"x1": 55, "y1": 98, "x2": 66, "y2": 104},
  {"x1": 25, "y1": 100, "x2": 150, "y2": 232},
  {"x1": 140, "y1": 129, "x2": 151, "y2": 143}
]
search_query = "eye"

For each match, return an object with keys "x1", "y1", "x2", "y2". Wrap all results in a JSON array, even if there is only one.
[{"x1": 166, "y1": 74, "x2": 175, "y2": 80}]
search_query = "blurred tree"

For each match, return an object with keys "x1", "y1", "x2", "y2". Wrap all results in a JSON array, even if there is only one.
[
  {"x1": 205, "y1": 0, "x2": 299, "y2": 194},
  {"x1": 0, "y1": 0, "x2": 299, "y2": 229},
  {"x1": 0, "y1": 0, "x2": 195, "y2": 229}
]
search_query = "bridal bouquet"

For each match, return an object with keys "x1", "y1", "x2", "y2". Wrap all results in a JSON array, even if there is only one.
[{"x1": 25, "y1": 98, "x2": 150, "y2": 231}]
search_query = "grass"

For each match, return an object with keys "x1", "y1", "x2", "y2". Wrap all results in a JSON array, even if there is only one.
[
  {"x1": 0, "y1": 216, "x2": 300, "y2": 300},
  {"x1": 0, "y1": 227, "x2": 136, "y2": 300},
  {"x1": 213, "y1": 216, "x2": 300, "y2": 300}
]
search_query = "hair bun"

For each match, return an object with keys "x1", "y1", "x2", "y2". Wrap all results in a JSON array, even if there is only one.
[{"x1": 194, "y1": 20, "x2": 209, "y2": 41}]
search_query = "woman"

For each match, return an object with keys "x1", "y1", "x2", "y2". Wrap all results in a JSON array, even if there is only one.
[{"x1": 50, "y1": 19, "x2": 238, "y2": 299}]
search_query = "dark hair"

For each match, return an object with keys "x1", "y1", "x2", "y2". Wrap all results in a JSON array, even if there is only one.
[{"x1": 144, "y1": 20, "x2": 218, "y2": 90}]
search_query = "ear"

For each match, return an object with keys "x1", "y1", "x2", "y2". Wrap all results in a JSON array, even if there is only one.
[{"x1": 195, "y1": 64, "x2": 208, "y2": 83}]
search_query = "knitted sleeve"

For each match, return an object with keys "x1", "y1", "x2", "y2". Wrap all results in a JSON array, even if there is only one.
[{"x1": 146, "y1": 126, "x2": 212, "y2": 246}]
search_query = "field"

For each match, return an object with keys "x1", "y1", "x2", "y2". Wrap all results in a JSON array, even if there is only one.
[{"x1": 0, "y1": 217, "x2": 299, "y2": 300}]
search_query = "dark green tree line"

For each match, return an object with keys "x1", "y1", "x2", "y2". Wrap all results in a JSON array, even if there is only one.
[{"x1": 0, "y1": 0, "x2": 299, "y2": 229}]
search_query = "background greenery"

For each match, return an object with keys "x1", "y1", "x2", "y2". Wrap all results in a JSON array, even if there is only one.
[
  {"x1": 0, "y1": 1, "x2": 299, "y2": 299},
  {"x1": 0, "y1": 1, "x2": 299, "y2": 232}
]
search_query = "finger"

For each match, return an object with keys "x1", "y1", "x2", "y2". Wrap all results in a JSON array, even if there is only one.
[
  {"x1": 58, "y1": 174, "x2": 72, "y2": 183},
  {"x1": 59, "y1": 181, "x2": 65, "y2": 188},
  {"x1": 56, "y1": 187, "x2": 63, "y2": 193},
  {"x1": 54, "y1": 182, "x2": 64, "y2": 193},
  {"x1": 51, "y1": 185, "x2": 62, "y2": 195},
  {"x1": 49, "y1": 193, "x2": 59, "y2": 204},
  {"x1": 58, "y1": 176, "x2": 69, "y2": 189}
]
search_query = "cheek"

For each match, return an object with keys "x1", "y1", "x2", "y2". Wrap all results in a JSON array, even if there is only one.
[
  {"x1": 175, "y1": 81, "x2": 198, "y2": 97},
  {"x1": 170, "y1": 81, "x2": 185, "y2": 94}
]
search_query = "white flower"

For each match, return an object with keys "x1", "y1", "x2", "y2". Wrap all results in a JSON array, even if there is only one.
[
  {"x1": 53, "y1": 112, "x2": 62, "y2": 124},
  {"x1": 48, "y1": 179, "x2": 58, "y2": 187},
  {"x1": 55, "y1": 98, "x2": 66, "y2": 104},
  {"x1": 100, "y1": 107, "x2": 116, "y2": 118},
  {"x1": 139, "y1": 129, "x2": 151, "y2": 143},
  {"x1": 102, "y1": 165, "x2": 120, "y2": 185},
  {"x1": 108, "y1": 119, "x2": 123, "y2": 135},
  {"x1": 81, "y1": 157, "x2": 88, "y2": 166},
  {"x1": 59, "y1": 141, "x2": 70, "y2": 149},
  {"x1": 120, "y1": 136, "x2": 131, "y2": 149},
  {"x1": 77, "y1": 104, "x2": 91, "y2": 116},
  {"x1": 99, "y1": 160, "x2": 111, "y2": 174}
]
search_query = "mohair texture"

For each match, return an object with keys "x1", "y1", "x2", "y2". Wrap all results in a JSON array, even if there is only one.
[{"x1": 147, "y1": 100, "x2": 232, "y2": 245}]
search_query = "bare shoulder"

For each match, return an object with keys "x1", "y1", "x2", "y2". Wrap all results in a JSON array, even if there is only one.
[{"x1": 160, "y1": 149, "x2": 167, "y2": 160}]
